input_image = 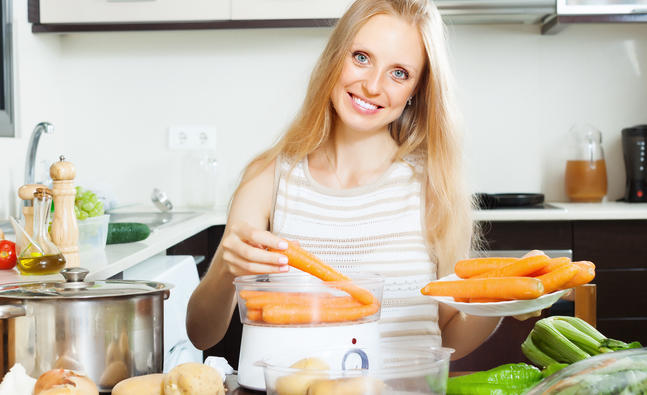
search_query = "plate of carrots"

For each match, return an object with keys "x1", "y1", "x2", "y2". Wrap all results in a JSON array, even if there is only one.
[{"x1": 420, "y1": 255, "x2": 595, "y2": 317}]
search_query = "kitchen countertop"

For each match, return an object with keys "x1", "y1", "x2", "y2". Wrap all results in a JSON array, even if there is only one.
[
  {"x1": 474, "y1": 201, "x2": 647, "y2": 222},
  {"x1": 0, "y1": 206, "x2": 227, "y2": 284}
]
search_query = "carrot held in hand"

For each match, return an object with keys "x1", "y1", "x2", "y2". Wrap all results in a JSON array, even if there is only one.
[
  {"x1": 421, "y1": 277, "x2": 544, "y2": 300},
  {"x1": 454, "y1": 257, "x2": 518, "y2": 279},
  {"x1": 474, "y1": 254, "x2": 549, "y2": 278},
  {"x1": 536, "y1": 263, "x2": 579, "y2": 294},
  {"x1": 561, "y1": 261, "x2": 595, "y2": 289},
  {"x1": 270, "y1": 241, "x2": 376, "y2": 305}
]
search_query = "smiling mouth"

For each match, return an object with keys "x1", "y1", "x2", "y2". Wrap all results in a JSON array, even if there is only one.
[{"x1": 349, "y1": 93, "x2": 382, "y2": 111}]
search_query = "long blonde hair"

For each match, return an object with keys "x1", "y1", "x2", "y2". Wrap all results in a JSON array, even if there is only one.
[{"x1": 236, "y1": 0, "x2": 477, "y2": 274}]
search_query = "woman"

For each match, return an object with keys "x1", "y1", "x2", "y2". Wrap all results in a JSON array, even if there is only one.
[{"x1": 187, "y1": 0, "x2": 502, "y2": 360}]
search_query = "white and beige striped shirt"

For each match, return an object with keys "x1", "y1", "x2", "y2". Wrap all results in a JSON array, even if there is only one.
[{"x1": 270, "y1": 156, "x2": 441, "y2": 347}]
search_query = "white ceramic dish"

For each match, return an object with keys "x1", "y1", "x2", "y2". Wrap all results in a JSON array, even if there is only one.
[{"x1": 426, "y1": 274, "x2": 568, "y2": 317}]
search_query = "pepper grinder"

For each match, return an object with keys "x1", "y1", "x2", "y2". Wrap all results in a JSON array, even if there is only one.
[
  {"x1": 50, "y1": 155, "x2": 79, "y2": 268},
  {"x1": 18, "y1": 183, "x2": 48, "y2": 237}
]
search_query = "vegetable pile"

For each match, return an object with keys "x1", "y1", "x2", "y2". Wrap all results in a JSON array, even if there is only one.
[{"x1": 421, "y1": 255, "x2": 595, "y2": 302}]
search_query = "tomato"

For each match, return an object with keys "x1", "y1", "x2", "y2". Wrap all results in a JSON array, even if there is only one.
[{"x1": 0, "y1": 239, "x2": 17, "y2": 270}]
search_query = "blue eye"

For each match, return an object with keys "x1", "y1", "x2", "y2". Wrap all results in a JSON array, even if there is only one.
[
  {"x1": 392, "y1": 69, "x2": 409, "y2": 80},
  {"x1": 353, "y1": 52, "x2": 369, "y2": 64}
]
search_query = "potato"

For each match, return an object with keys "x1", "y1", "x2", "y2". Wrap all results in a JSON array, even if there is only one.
[
  {"x1": 306, "y1": 376, "x2": 384, "y2": 395},
  {"x1": 275, "y1": 358, "x2": 330, "y2": 395},
  {"x1": 163, "y1": 362, "x2": 224, "y2": 395},
  {"x1": 111, "y1": 373, "x2": 164, "y2": 395},
  {"x1": 33, "y1": 369, "x2": 99, "y2": 395}
]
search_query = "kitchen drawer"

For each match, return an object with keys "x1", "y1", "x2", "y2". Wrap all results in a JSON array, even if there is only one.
[
  {"x1": 573, "y1": 220, "x2": 647, "y2": 269},
  {"x1": 36, "y1": 0, "x2": 230, "y2": 24},
  {"x1": 231, "y1": 0, "x2": 354, "y2": 20},
  {"x1": 594, "y1": 270, "x2": 647, "y2": 318},
  {"x1": 478, "y1": 221, "x2": 572, "y2": 251}
]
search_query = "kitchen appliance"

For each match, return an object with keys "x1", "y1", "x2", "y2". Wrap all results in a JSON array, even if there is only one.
[
  {"x1": 474, "y1": 193, "x2": 545, "y2": 209},
  {"x1": 0, "y1": 267, "x2": 171, "y2": 393},
  {"x1": 622, "y1": 125, "x2": 647, "y2": 202},
  {"x1": 234, "y1": 273, "x2": 384, "y2": 391}
]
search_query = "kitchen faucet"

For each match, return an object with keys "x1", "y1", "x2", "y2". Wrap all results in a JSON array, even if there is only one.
[{"x1": 23, "y1": 122, "x2": 54, "y2": 206}]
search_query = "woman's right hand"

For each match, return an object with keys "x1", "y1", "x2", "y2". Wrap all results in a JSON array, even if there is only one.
[{"x1": 220, "y1": 221, "x2": 290, "y2": 277}]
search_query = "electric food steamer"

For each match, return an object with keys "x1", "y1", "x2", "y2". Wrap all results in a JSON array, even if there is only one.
[{"x1": 233, "y1": 273, "x2": 384, "y2": 390}]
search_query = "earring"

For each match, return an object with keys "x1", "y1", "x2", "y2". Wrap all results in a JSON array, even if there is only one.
[{"x1": 407, "y1": 97, "x2": 412, "y2": 106}]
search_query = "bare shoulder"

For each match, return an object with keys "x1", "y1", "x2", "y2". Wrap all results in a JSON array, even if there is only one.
[{"x1": 228, "y1": 158, "x2": 277, "y2": 227}]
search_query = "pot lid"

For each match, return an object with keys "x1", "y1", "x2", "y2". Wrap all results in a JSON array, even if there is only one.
[{"x1": 0, "y1": 268, "x2": 172, "y2": 299}]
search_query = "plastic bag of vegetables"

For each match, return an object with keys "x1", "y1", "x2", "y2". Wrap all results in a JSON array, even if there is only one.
[{"x1": 526, "y1": 347, "x2": 647, "y2": 394}]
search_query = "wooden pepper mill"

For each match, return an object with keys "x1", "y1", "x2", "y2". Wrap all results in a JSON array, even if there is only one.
[
  {"x1": 18, "y1": 183, "x2": 48, "y2": 237},
  {"x1": 50, "y1": 155, "x2": 79, "y2": 268}
]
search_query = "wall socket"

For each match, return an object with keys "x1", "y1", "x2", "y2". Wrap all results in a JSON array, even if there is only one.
[{"x1": 168, "y1": 125, "x2": 217, "y2": 151}]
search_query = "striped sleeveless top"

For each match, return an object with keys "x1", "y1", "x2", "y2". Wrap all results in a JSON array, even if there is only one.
[{"x1": 270, "y1": 156, "x2": 442, "y2": 347}]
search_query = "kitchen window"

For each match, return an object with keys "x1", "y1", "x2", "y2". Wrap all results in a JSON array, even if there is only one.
[{"x1": 0, "y1": 0, "x2": 13, "y2": 138}]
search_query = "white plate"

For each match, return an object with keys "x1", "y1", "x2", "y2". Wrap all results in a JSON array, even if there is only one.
[{"x1": 426, "y1": 274, "x2": 568, "y2": 317}]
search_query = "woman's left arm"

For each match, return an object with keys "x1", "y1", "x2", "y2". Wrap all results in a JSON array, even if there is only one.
[{"x1": 439, "y1": 304, "x2": 502, "y2": 360}]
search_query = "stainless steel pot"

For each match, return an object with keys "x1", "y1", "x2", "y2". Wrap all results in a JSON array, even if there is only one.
[{"x1": 0, "y1": 267, "x2": 171, "y2": 393}]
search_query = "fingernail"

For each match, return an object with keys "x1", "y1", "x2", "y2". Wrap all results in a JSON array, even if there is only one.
[
  {"x1": 278, "y1": 241, "x2": 288, "y2": 250},
  {"x1": 280, "y1": 265, "x2": 289, "y2": 272},
  {"x1": 279, "y1": 256, "x2": 288, "y2": 265}
]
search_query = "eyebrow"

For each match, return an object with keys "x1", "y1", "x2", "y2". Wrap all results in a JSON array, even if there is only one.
[{"x1": 351, "y1": 45, "x2": 420, "y2": 74}]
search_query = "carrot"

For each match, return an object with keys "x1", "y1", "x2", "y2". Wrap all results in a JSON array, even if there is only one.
[
  {"x1": 454, "y1": 257, "x2": 519, "y2": 279},
  {"x1": 454, "y1": 297, "x2": 470, "y2": 303},
  {"x1": 529, "y1": 257, "x2": 571, "y2": 277},
  {"x1": 270, "y1": 242, "x2": 377, "y2": 305},
  {"x1": 421, "y1": 277, "x2": 544, "y2": 300},
  {"x1": 245, "y1": 294, "x2": 361, "y2": 310},
  {"x1": 261, "y1": 302, "x2": 380, "y2": 325},
  {"x1": 474, "y1": 255, "x2": 550, "y2": 279},
  {"x1": 536, "y1": 263, "x2": 579, "y2": 294},
  {"x1": 246, "y1": 309, "x2": 262, "y2": 321},
  {"x1": 561, "y1": 261, "x2": 596, "y2": 289}
]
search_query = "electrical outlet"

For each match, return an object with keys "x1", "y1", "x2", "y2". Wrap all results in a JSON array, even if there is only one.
[{"x1": 168, "y1": 125, "x2": 217, "y2": 151}]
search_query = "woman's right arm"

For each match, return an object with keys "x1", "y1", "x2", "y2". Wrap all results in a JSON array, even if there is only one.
[{"x1": 186, "y1": 159, "x2": 289, "y2": 350}]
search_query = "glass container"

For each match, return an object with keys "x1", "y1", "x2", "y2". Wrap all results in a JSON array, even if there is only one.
[
  {"x1": 565, "y1": 124, "x2": 608, "y2": 202},
  {"x1": 17, "y1": 188, "x2": 66, "y2": 275}
]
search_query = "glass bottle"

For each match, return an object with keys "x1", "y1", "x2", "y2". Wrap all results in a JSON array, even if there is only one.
[
  {"x1": 565, "y1": 124, "x2": 608, "y2": 202},
  {"x1": 17, "y1": 187, "x2": 66, "y2": 275}
]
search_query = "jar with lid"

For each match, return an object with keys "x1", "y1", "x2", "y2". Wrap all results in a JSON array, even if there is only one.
[
  {"x1": 564, "y1": 124, "x2": 608, "y2": 202},
  {"x1": 17, "y1": 187, "x2": 66, "y2": 275}
]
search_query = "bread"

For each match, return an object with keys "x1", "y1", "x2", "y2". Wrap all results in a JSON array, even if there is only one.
[
  {"x1": 163, "y1": 362, "x2": 224, "y2": 395},
  {"x1": 111, "y1": 373, "x2": 164, "y2": 395},
  {"x1": 33, "y1": 369, "x2": 99, "y2": 395}
]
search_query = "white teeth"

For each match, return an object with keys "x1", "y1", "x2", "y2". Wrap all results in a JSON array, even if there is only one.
[{"x1": 352, "y1": 95, "x2": 378, "y2": 111}]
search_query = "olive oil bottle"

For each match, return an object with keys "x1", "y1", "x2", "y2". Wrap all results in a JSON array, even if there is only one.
[{"x1": 17, "y1": 188, "x2": 66, "y2": 275}]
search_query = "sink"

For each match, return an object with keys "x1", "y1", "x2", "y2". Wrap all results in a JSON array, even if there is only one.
[{"x1": 107, "y1": 211, "x2": 201, "y2": 230}]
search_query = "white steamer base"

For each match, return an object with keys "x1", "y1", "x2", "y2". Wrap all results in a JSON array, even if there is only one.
[{"x1": 237, "y1": 321, "x2": 380, "y2": 390}]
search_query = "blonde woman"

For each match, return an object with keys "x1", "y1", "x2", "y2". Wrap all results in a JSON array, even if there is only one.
[{"x1": 187, "y1": 0, "x2": 501, "y2": 360}]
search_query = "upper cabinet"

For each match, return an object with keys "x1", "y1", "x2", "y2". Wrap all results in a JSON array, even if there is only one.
[
  {"x1": 33, "y1": 0, "x2": 230, "y2": 24},
  {"x1": 231, "y1": 0, "x2": 353, "y2": 20}
]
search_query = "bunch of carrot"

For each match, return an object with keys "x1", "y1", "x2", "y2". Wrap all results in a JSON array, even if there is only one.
[
  {"x1": 420, "y1": 254, "x2": 595, "y2": 303},
  {"x1": 242, "y1": 242, "x2": 379, "y2": 325}
]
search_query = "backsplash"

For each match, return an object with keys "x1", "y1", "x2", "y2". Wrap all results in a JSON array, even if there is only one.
[{"x1": 2, "y1": 0, "x2": 646, "y2": 219}]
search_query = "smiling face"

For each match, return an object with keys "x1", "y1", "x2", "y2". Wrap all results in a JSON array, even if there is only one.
[{"x1": 330, "y1": 13, "x2": 426, "y2": 135}]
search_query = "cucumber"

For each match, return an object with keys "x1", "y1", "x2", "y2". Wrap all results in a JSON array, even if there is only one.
[{"x1": 106, "y1": 222, "x2": 151, "y2": 244}]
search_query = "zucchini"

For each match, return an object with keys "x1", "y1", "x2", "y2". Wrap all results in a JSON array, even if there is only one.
[{"x1": 106, "y1": 222, "x2": 151, "y2": 244}]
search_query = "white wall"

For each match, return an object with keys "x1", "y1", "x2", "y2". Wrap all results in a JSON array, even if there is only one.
[{"x1": 1, "y1": 0, "x2": 646, "y2": 220}]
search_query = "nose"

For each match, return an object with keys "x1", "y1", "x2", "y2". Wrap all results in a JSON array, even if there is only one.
[{"x1": 363, "y1": 68, "x2": 383, "y2": 96}]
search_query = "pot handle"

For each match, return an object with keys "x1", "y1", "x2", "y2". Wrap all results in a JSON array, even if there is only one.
[{"x1": 0, "y1": 304, "x2": 27, "y2": 319}]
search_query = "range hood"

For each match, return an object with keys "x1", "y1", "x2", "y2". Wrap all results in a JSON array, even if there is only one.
[
  {"x1": 436, "y1": 0, "x2": 647, "y2": 34},
  {"x1": 542, "y1": 0, "x2": 647, "y2": 34},
  {"x1": 437, "y1": 0, "x2": 556, "y2": 25}
]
